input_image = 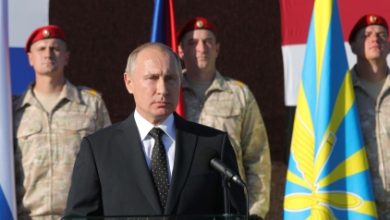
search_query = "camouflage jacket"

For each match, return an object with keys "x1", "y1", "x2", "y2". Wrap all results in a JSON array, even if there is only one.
[
  {"x1": 352, "y1": 68, "x2": 390, "y2": 219},
  {"x1": 182, "y1": 71, "x2": 271, "y2": 218},
  {"x1": 13, "y1": 81, "x2": 111, "y2": 220}
]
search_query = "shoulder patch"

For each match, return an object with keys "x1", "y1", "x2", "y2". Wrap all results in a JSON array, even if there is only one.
[
  {"x1": 85, "y1": 88, "x2": 98, "y2": 96},
  {"x1": 79, "y1": 86, "x2": 99, "y2": 97},
  {"x1": 232, "y1": 80, "x2": 246, "y2": 88}
]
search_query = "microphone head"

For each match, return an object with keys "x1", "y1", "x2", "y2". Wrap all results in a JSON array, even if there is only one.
[{"x1": 209, "y1": 158, "x2": 246, "y2": 187}]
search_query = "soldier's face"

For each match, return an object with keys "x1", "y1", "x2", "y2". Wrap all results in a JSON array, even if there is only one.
[
  {"x1": 28, "y1": 38, "x2": 69, "y2": 77},
  {"x1": 352, "y1": 25, "x2": 390, "y2": 61},
  {"x1": 124, "y1": 47, "x2": 180, "y2": 125},
  {"x1": 179, "y1": 29, "x2": 219, "y2": 72}
]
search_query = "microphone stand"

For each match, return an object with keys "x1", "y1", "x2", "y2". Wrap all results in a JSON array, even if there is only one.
[
  {"x1": 222, "y1": 176, "x2": 231, "y2": 215},
  {"x1": 243, "y1": 182, "x2": 249, "y2": 220},
  {"x1": 222, "y1": 177, "x2": 249, "y2": 220},
  {"x1": 211, "y1": 157, "x2": 249, "y2": 220}
]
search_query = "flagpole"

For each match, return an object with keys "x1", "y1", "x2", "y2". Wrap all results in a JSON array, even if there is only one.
[{"x1": 0, "y1": 0, "x2": 17, "y2": 219}]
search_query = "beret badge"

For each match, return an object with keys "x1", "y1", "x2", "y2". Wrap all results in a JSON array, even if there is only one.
[
  {"x1": 42, "y1": 29, "x2": 50, "y2": 38},
  {"x1": 196, "y1": 20, "x2": 204, "y2": 28}
]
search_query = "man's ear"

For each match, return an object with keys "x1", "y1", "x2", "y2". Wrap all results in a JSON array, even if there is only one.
[
  {"x1": 124, "y1": 72, "x2": 133, "y2": 94},
  {"x1": 350, "y1": 41, "x2": 357, "y2": 54},
  {"x1": 215, "y1": 42, "x2": 220, "y2": 57},
  {"x1": 64, "y1": 51, "x2": 70, "y2": 66},
  {"x1": 178, "y1": 44, "x2": 184, "y2": 59},
  {"x1": 27, "y1": 52, "x2": 33, "y2": 66}
]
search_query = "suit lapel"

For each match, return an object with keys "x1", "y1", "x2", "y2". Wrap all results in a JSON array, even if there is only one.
[
  {"x1": 116, "y1": 114, "x2": 162, "y2": 213},
  {"x1": 165, "y1": 114, "x2": 197, "y2": 214}
]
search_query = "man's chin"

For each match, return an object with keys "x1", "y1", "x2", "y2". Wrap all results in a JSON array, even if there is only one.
[
  {"x1": 196, "y1": 61, "x2": 209, "y2": 68},
  {"x1": 154, "y1": 108, "x2": 173, "y2": 117},
  {"x1": 151, "y1": 112, "x2": 173, "y2": 124}
]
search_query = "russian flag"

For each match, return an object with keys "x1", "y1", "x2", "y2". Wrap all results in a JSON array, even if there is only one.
[
  {"x1": 150, "y1": 0, "x2": 185, "y2": 117},
  {"x1": 279, "y1": 0, "x2": 390, "y2": 106},
  {"x1": 0, "y1": 0, "x2": 16, "y2": 219},
  {"x1": 8, "y1": 0, "x2": 49, "y2": 95},
  {"x1": 0, "y1": 1, "x2": 48, "y2": 218}
]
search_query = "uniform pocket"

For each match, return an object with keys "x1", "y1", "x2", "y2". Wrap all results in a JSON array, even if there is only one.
[
  {"x1": 16, "y1": 122, "x2": 42, "y2": 139},
  {"x1": 56, "y1": 111, "x2": 96, "y2": 134}
]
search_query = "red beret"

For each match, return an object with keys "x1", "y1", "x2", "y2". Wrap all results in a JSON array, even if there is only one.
[
  {"x1": 178, "y1": 17, "x2": 217, "y2": 42},
  {"x1": 25, "y1": 25, "x2": 66, "y2": 52},
  {"x1": 349, "y1": 14, "x2": 388, "y2": 43}
]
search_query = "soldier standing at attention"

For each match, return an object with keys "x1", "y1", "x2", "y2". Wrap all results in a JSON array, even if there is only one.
[
  {"x1": 177, "y1": 17, "x2": 271, "y2": 220},
  {"x1": 349, "y1": 14, "x2": 390, "y2": 219},
  {"x1": 13, "y1": 25, "x2": 111, "y2": 219}
]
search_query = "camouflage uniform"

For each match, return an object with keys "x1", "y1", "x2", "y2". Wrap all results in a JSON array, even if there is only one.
[
  {"x1": 13, "y1": 81, "x2": 111, "y2": 220},
  {"x1": 352, "y1": 68, "x2": 390, "y2": 219},
  {"x1": 182, "y1": 71, "x2": 271, "y2": 218}
]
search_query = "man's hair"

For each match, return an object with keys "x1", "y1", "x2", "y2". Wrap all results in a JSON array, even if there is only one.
[{"x1": 125, "y1": 42, "x2": 182, "y2": 75}]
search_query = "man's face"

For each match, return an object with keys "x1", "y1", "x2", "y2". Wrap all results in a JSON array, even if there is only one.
[
  {"x1": 27, "y1": 38, "x2": 69, "y2": 75},
  {"x1": 179, "y1": 29, "x2": 219, "y2": 72},
  {"x1": 124, "y1": 47, "x2": 180, "y2": 124},
  {"x1": 352, "y1": 25, "x2": 390, "y2": 61},
  {"x1": 27, "y1": 38, "x2": 69, "y2": 76}
]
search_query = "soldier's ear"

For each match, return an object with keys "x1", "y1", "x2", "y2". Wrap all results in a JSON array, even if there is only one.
[
  {"x1": 178, "y1": 45, "x2": 184, "y2": 59},
  {"x1": 27, "y1": 52, "x2": 34, "y2": 66},
  {"x1": 350, "y1": 41, "x2": 357, "y2": 54},
  {"x1": 64, "y1": 51, "x2": 70, "y2": 66},
  {"x1": 215, "y1": 42, "x2": 220, "y2": 56}
]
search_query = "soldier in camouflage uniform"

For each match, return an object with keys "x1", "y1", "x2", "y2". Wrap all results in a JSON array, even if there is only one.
[
  {"x1": 349, "y1": 14, "x2": 390, "y2": 219},
  {"x1": 177, "y1": 17, "x2": 271, "y2": 220},
  {"x1": 13, "y1": 25, "x2": 111, "y2": 220}
]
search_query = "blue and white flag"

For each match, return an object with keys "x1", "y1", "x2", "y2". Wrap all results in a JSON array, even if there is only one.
[
  {"x1": 8, "y1": 0, "x2": 48, "y2": 95},
  {"x1": 0, "y1": 0, "x2": 16, "y2": 219}
]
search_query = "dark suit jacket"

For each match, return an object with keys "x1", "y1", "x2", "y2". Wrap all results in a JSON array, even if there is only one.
[{"x1": 65, "y1": 113, "x2": 246, "y2": 217}]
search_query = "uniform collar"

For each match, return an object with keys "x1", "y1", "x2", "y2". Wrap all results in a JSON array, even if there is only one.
[
  {"x1": 14, "y1": 80, "x2": 81, "y2": 111},
  {"x1": 351, "y1": 65, "x2": 390, "y2": 95},
  {"x1": 181, "y1": 70, "x2": 229, "y2": 93}
]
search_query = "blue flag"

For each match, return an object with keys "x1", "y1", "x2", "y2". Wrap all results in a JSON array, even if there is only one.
[
  {"x1": 0, "y1": 0, "x2": 17, "y2": 219},
  {"x1": 283, "y1": 0, "x2": 378, "y2": 219}
]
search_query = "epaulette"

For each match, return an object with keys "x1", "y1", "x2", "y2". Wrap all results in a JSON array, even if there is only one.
[
  {"x1": 79, "y1": 86, "x2": 99, "y2": 97},
  {"x1": 232, "y1": 79, "x2": 246, "y2": 88}
]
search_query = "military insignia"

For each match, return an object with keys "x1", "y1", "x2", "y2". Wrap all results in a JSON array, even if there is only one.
[
  {"x1": 42, "y1": 29, "x2": 50, "y2": 38},
  {"x1": 233, "y1": 80, "x2": 245, "y2": 88},
  {"x1": 85, "y1": 88, "x2": 97, "y2": 96},
  {"x1": 196, "y1": 20, "x2": 204, "y2": 28},
  {"x1": 369, "y1": 15, "x2": 377, "y2": 24}
]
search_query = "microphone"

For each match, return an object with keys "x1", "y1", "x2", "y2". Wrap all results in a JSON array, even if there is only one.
[{"x1": 210, "y1": 158, "x2": 245, "y2": 187}]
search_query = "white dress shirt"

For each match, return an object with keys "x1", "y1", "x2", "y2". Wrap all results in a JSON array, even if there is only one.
[{"x1": 134, "y1": 110, "x2": 176, "y2": 182}]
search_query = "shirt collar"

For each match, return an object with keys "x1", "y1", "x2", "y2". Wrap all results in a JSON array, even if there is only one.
[
  {"x1": 134, "y1": 110, "x2": 175, "y2": 142},
  {"x1": 61, "y1": 80, "x2": 82, "y2": 104}
]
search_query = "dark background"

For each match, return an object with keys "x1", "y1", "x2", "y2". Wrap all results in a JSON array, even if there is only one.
[{"x1": 50, "y1": 1, "x2": 288, "y2": 219}]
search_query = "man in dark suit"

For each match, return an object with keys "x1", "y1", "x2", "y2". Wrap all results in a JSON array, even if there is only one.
[{"x1": 64, "y1": 42, "x2": 246, "y2": 218}]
